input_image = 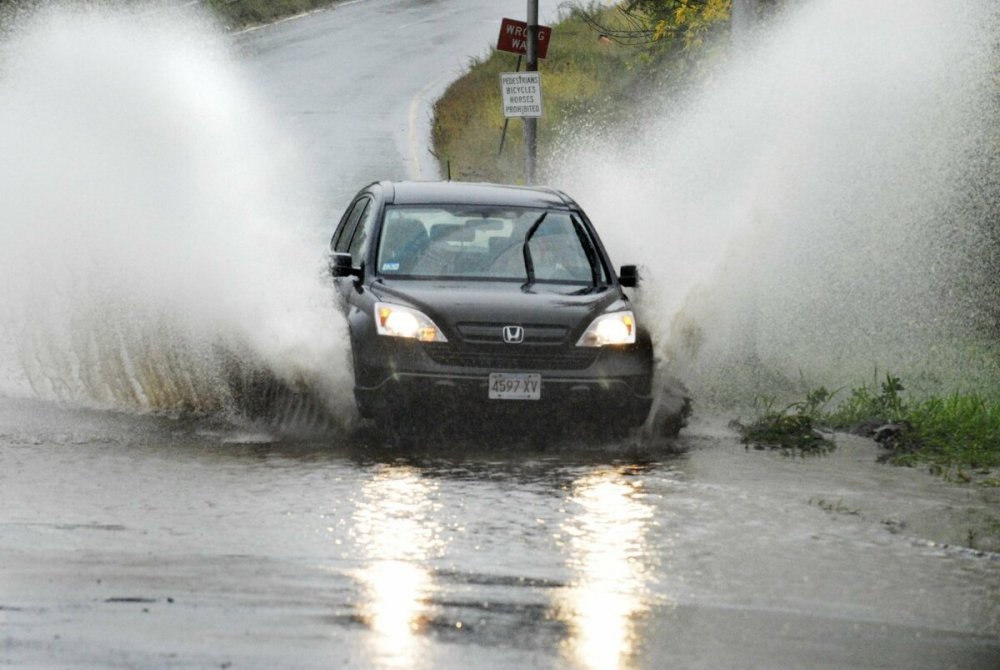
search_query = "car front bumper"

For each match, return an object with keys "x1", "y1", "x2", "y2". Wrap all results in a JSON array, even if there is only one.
[{"x1": 351, "y1": 337, "x2": 654, "y2": 426}]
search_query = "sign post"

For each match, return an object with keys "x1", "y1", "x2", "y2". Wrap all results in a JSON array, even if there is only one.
[
  {"x1": 524, "y1": 0, "x2": 539, "y2": 185},
  {"x1": 495, "y1": 9, "x2": 549, "y2": 182}
]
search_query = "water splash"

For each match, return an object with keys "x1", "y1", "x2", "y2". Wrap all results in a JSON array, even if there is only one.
[
  {"x1": 0, "y1": 3, "x2": 354, "y2": 420},
  {"x1": 553, "y1": 0, "x2": 999, "y2": 404}
]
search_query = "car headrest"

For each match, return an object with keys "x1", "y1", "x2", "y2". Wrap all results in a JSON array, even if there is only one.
[
  {"x1": 430, "y1": 223, "x2": 474, "y2": 243},
  {"x1": 384, "y1": 218, "x2": 427, "y2": 245}
]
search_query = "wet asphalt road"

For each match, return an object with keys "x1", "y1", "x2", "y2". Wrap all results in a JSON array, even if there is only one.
[
  {"x1": 1, "y1": 398, "x2": 999, "y2": 668},
  {"x1": 1, "y1": 1, "x2": 999, "y2": 668}
]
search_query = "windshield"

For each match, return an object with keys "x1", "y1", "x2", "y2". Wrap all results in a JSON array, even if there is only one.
[{"x1": 376, "y1": 205, "x2": 609, "y2": 284}]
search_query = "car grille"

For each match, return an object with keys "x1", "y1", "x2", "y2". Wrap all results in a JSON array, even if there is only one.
[
  {"x1": 455, "y1": 322, "x2": 568, "y2": 344},
  {"x1": 423, "y1": 321, "x2": 596, "y2": 370},
  {"x1": 424, "y1": 344, "x2": 597, "y2": 370}
]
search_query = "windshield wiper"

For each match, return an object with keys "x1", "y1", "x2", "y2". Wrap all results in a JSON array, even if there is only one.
[{"x1": 521, "y1": 211, "x2": 547, "y2": 289}]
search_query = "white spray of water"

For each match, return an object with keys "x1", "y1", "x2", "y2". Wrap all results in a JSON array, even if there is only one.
[
  {"x1": 0, "y1": 4, "x2": 354, "y2": 418},
  {"x1": 554, "y1": 0, "x2": 998, "y2": 402}
]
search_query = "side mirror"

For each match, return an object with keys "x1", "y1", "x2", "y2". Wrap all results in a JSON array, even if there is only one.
[
  {"x1": 619, "y1": 264, "x2": 640, "y2": 288},
  {"x1": 329, "y1": 252, "x2": 358, "y2": 278}
]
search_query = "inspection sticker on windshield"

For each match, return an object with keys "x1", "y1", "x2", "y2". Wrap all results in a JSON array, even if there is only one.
[{"x1": 489, "y1": 373, "x2": 541, "y2": 400}]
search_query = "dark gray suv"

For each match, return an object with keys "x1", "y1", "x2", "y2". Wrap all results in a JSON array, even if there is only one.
[{"x1": 329, "y1": 181, "x2": 654, "y2": 436}]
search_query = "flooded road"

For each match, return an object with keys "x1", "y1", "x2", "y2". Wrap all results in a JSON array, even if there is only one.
[
  {"x1": 2, "y1": 400, "x2": 998, "y2": 668},
  {"x1": 1, "y1": 0, "x2": 999, "y2": 667}
]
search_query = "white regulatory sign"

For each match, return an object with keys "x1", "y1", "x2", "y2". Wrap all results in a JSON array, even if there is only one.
[{"x1": 499, "y1": 72, "x2": 543, "y2": 118}]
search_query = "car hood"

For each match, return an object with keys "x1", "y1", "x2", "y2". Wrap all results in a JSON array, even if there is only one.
[{"x1": 371, "y1": 279, "x2": 627, "y2": 340}]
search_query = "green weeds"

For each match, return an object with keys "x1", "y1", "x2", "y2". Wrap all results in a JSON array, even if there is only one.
[
  {"x1": 829, "y1": 374, "x2": 906, "y2": 426},
  {"x1": 901, "y1": 394, "x2": 1000, "y2": 470},
  {"x1": 740, "y1": 372, "x2": 1000, "y2": 479},
  {"x1": 735, "y1": 387, "x2": 836, "y2": 456}
]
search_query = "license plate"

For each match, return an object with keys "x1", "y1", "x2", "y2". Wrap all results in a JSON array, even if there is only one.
[{"x1": 488, "y1": 373, "x2": 541, "y2": 400}]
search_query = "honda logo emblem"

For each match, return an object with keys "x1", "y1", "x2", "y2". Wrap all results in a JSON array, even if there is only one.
[{"x1": 502, "y1": 325, "x2": 524, "y2": 344}]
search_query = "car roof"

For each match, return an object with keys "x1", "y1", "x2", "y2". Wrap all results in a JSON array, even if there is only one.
[{"x1": 378, "y1": 181, "x2": 577, "y2": 209}]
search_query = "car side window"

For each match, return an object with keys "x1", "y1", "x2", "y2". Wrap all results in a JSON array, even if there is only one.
[
  {"x1": 332, "y1": 197, "x2": 371, "y2": 253},
  {"x1": 346, "y1": 200, "x2": 374, "y2": 264}
]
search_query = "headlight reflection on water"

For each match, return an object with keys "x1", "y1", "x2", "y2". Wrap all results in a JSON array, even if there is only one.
[
  {"x1": 351, "y1": 465, "x2": 442, "y2": 668},
  {"x1": 556, "y1": 468, "x2": 659, "y2": 670}
]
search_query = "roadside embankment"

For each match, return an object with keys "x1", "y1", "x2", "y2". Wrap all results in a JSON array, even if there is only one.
[
  {"x1": 0, "y1": 1, "x2": 345, "y2": 32},
  {"x1": 432, "y1": 5, "x2": 679, "y2": 184},
  {"x1": 204, "y1": 0, "x2": 342, "y2": 31}
]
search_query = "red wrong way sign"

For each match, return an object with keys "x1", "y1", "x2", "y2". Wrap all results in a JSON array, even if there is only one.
[{"x1": 497, "y1": 17, "x2": 552, "y2": 59}]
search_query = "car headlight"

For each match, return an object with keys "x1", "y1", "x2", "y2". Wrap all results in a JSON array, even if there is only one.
[
  {"x1": 374, "y1": 302, "x2": 448, "y2": 342},
  {"x1": 576, "y1": 311, "x2": 636, "y2": 347}
]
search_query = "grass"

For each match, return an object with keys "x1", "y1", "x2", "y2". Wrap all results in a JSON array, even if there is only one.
[
  {"x1": 828, "y1": 373, "x2": 908, "y2": 427},
  {"x1": 739, "y1": 372, "x2": 1000, "y2": 479},
  {"x1": 736, "y1": 387, "x2": 836, "y2": 456},
  {"x1": 827, "y1": 373, "x2": 1000, "y2": 471},
  {"x1": 846, "y1": 384, "x2": 1000, "y2": 472}
]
